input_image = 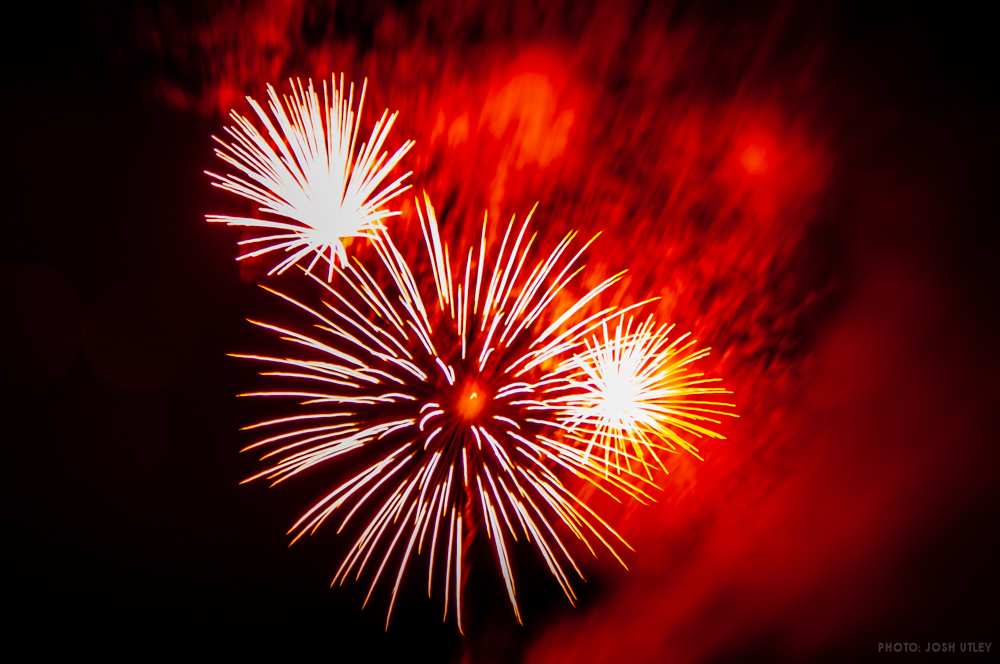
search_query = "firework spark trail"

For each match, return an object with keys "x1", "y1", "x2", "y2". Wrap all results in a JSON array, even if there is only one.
[
  {"x1": 544, "y1": 314, "x2": 737, "y2": 479},
  {"x1": 206, "y1": 75, "x2": 415, "y2": 279},
  {"x1": 233, "y1": 192, "x2": 658, "y2": 630}
]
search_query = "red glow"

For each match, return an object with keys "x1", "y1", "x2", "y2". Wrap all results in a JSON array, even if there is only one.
[
  {"x1": 140, "y1": 1, "x2": 991, "y2": 656},
  {"x1": 740, "y1": 143, "x2": 768, "y2": 174},
  {"x1": 156, "y1": 0, "x2": 834, "y2": 631}
]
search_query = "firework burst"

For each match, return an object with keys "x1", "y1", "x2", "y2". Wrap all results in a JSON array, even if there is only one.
[
  {"x1": 206, "y1": 75, "x2": 415, "y2": 279},
  {"x1": 233, "y1": 193, "x2": 654, "y2": 630},
  {"x1": 546, "y1": 314, "x2": 737, "y2": 479}
]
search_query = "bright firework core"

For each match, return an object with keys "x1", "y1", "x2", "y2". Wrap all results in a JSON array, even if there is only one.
[
  {"x1": 598, "y1": 369, "x2": 642, "y2": 421},
  {"x1": 454, "y1": 378, "x2": 489, "y2": 421}
]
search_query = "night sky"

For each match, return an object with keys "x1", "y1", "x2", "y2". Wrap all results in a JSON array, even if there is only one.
[{"x1": 3, "y1": 2, "x2": 997, "y2": 660}]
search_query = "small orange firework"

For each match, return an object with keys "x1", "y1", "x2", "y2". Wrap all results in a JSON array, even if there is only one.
[
  {"x1": 233, "y1": 193, "x2": 654, "y2": 630},
  {"x1": 206, "y1": 75, "x2": 414, "y2": 279},
  {"x1": 547, "y1": 314, "x2": 737, "y2": 478}
]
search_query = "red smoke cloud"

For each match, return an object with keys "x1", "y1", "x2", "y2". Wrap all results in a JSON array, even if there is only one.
[{"x1": 137, "y1": 1, "x2": 995, "y2": 658}]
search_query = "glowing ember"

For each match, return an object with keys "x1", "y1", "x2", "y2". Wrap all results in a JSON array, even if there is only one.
[{"x1": 454, "y1": 379, "x2": 489, "y2": 421}]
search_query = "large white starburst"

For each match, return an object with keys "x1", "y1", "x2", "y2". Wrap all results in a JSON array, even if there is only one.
[{"x1": 206, "y1": 74, "x2": 415, "y2": 279}]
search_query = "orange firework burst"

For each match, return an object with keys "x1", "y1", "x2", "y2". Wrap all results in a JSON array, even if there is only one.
[
  {"x1": 206, "y1": 75, "x2": 414, "y2": 279},
  {"x1": 233, "y1": 193, "x2": 654, "y2": 630},
  {"x1": 546, "y1": 314, "x2": 737, "y2": 478}
]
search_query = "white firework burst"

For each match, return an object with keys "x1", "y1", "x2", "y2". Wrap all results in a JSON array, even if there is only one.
[
  {"x1": 206, "y1": 74, "x2": 415, "y2": 279},
  {"x1": 546, "y1": 314, "x2": 737, "y2": 478}
]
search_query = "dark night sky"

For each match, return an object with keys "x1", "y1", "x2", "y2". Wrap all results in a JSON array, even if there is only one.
[{"x1": 2, "y1": 2, "x2": 997, "y2": 660}]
